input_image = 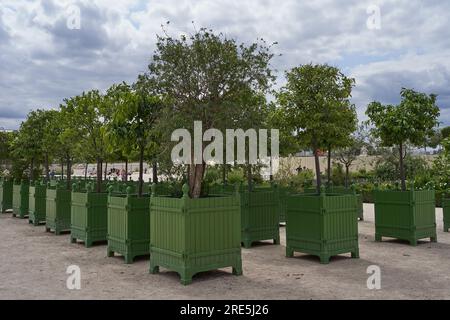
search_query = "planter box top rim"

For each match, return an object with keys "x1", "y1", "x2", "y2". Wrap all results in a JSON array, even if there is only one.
[{"x1": 108, "y1": 193, "x2": 151, "y2": 199}]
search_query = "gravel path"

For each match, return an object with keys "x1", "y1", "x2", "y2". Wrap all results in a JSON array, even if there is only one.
[{"x1": 0, "y1": 204, "x2": 449, "y2": 300}]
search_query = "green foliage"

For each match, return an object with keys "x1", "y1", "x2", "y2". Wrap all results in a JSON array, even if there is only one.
[
  {"x1": 227, "y1": 168, "x2": 245, "y2": 185},
  {"x1": 276, "y1": 63, "x2": 357, "y2": 190},
  {"x1": 441, "y1": 126, "x2": 450, "y2": 140},
  {"x1": 148, "y1": 27, "x2": 275, "y2": 197}
]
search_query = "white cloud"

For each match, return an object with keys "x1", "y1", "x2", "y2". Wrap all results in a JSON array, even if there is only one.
[{"x1": 0, "y1": 0, "x2": 449, "y2": 128}]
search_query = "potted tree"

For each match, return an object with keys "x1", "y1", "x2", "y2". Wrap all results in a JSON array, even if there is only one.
[
  {"x1": 105, "y1": 77, "x2": 161, "y2": 264},
  {"x1": 366, "y1": 88, "x2": 440, "y2": 246},
  {"x1": 147, "y1": 28, "x2": 274, "y2": 284},
  {"x1": 45, "y1": 103, "x2": 80, "y2": 234},
  {"x1": 278, "y1": 64, "x2": 359, "y2": 264},
  {"x1": 0, "y1": 131, "x2": 13, "y2": 213},
  {"x1": 67, "y1": 90, "x2": 112, "y2": 246}
]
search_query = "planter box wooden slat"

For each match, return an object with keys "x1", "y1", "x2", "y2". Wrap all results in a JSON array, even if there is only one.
[
  {"x1": 45, "y1": 186, "x2": 72, "y2": 234},
  {"x1": 28, "y1": 183, "x2": 47, "y2": 226},
  {"x1": 443, "y1": 198, "x2": 450, "y2": 232},
  {"x1": 12, "y1": 180, "x2": 29, "y2": 219},
  {"x1": 240, "y1": 190, "x2": 280, "y2": 248},
  {"x1": 286, "y1": 193, "x2": 359, "y2": 264},
  {"x1": 374, "y1": 189, "x2": 437, "y2": 246},
  {"x1": 150, "y1": 185, "x2": 242, "y2": 285},
  {"x1": 107, "y1": 191, "x2": 150, "y2": 263},
  {"x1": 71, "y1": 187, "x2": 108, "y2": 247},
  {"x1": 0, "y1": 178, "x2": 13, "y2": 213}
]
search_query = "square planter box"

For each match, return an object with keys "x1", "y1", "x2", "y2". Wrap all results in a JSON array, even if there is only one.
[
  {"x1": 442, "y1": 198, "x2": 449, "y2": 232},
  {"x1": 240, "y1": 189, "x2": 280, "y2": 248},
  {"x1": 0, "y1": 178, "x2": 13, "y2": 213},
  {"x1": 12, "y1": 180, "x2": 29, "y2": 219},
  {"x1": 278, "y1": 186, "x2": 297, "y2": 224},
  {"x1": 45, "y1": 186, "x2": 72, "y2": 234},
  {"x1": 28, "y1": 182, "x2": 47, "y2": 226},
  {"x1": 150, "y1": 185, "x2": 243, "y2": 285},
  {"x1": 107, "y1": 190, "x2": 150, "y2": 264},
  {"x1": 209, "y1": 184, "x2": 280, "y2": 248},
  {"x1": 70, "y1": 185, "x2": 108, "y2": 247},
  {"x1": 304, "y1": 186, "x2": 364, "y2": 221},
  {"x1": 286, "y1": 193, "x2": 359, "y2": 264},
  {"x1": 374, "y1": 189, "x2": 437, "y2": 246}
]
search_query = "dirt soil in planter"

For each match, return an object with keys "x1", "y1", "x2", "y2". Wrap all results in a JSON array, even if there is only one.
[{"x1": 0, "y1": 204, "x2": 449, "y2": 300}]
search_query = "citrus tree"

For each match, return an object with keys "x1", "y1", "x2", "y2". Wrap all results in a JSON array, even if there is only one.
[
  {"x1": 148, "y1": 27, "x2": 275, "y2": 198},
  {"x1": 277, "y1": 64, "x2": 357, "y2": 193},
  {"x1": 366, "y1": 88, "x2": 440, "y2": 191}
]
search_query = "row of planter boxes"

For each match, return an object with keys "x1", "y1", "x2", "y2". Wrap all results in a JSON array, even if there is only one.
[{"x1": 4, "y1": 178, "x2": 447, "y2": 284}]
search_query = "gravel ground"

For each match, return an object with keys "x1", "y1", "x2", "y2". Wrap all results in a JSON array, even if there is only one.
[{"x1": 0, "y1": 204, "x2": 449, "y2": 300}]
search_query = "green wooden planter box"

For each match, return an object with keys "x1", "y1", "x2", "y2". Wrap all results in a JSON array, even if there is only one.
[
  {"x1": 278, "y1": 186, "x2": 297, "y2": 224},
  {"x1": 12, "y1": 180, "x2": 29, "y2": 219},
  {"x1": 70, "y1": 184, "x2": 108, "y2": 247},
  {"x1": 149, "y1": 185, "x2": 243, "y2": 285},
  {"x1": 107, "y1": 190, "x2": 150, "y2": 264},
  {"x1": 240, "y1": 189, "x2": 280, "y2": 248},
  {"x1": 374, "y1": 189, "x2": 437, "y2": 246},
  {"x1": 305, "y1": 186, "x2": 364, "y2": 221},
  {"x1": 45, "y1": 186, "x2": 72, "y2": 235},
  {"x1": 286, "y1": 193, "x2": 359, "y2": 264},
  {"x1": 28, "y1": 182, "x2": 47, "y2": 226},
  {"x1": 0, "y1": 178, "x2": 13, "y2": 213},
  {"x1": 444, "y1": 198, "x2": 450, "y2": 232}
]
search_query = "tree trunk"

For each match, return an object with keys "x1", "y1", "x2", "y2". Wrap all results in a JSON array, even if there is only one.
[
  {"x1": 314, "y1": 147, "x2": 322, "y2": 194},
  {"x1": 138, "y1": 146, "x2": 144, "y2": 197},
  {"x1": 66, "y1": 156, "x2": 72, "y2": 190},
  {"x1": 125, "y1": 159, "x2": 128, "y2": 182},
  {"x1": 61, "y1": 159, "x2": 64, "y2": 180},
  {"x1": 247, "y1": 164, "x2": 253, "y2": 192},
  {"x1": 30, "y1": 157, "x2": 34, "y2": 181},
  {"x1": 45, "y1": 153, "x2": 50, "y2": 182},
  {"x1": 188, "y1": 164, "x2": 205, "y2": 198},
  {"x1": 104, "y1": 162, "x2": 108, "y2": 181},
  {"x1": 345, "y1": 165, "x2": 350, "y2": 188},
  {"x1": 96, "y1": 158, "x2": 102, "y2": 193},
  {"x1": 152, "y1": 161, "x2": 158, "y2": 184},
  {"x1": 399, "y1": 143, "x2": 406, "y2": 191},
  {"x1": 327, "y1": 145, "x2": 332, "y2": 187},
  {"x1": 222, "y1": 164, "x2": 226, "y2": 185},
  {"x1": 84, "y1": 162, "x2": 88, "y2": 180}
]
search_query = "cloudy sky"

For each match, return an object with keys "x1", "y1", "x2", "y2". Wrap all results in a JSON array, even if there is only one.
[{"x1": 0, "y1": 0, "x2": 449, "y2": 130}]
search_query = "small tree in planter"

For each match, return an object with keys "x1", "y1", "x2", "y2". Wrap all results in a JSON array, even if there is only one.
[
  {"x1": 147, "y1": 27, "x2": 274, "y2": 283},
  {"x1": 105, "y1": 77, "x2": 162, "y2": 263},
  {"x1": 277, "y1": 64, "x2": 359, "y2": 264},
  {"x1": 366, "y1": 88, "x2": 440, "y2": 245}
]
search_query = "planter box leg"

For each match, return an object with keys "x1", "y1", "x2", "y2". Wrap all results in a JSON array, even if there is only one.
[
  {"x1": 45, "y1": 227, "x2": 50, "y2": 233},
  {"x1": 85, "y1": 239, "x2": 93, "y2": 248},
  {"x1": 180, "y1": 271, "x2": 193, "y2": 286},
  {"x1": 232, "y1": 265, "x2": 243, "y2": 276},
  {"x1": 242, "y1": 240, "x2": 252, "y2": 249},
  {"x1": 444, "y1": 224, "x2": 449, "y2": 233},
  {"x1": 107, "y1": 249, "x2": 114, "y2": 257},
  {"x1": 124, "y1": 254, "x2": 134, "y2": 264},
  {"x1": 375, "y1": 234, "x2": 382, "y2": 242},
  {"x1": 70, "y1": 237, "x2": 76, "y2": 244},
  {"x1": 149, "y1": 264, "x2": 159, "y2": 274},
  {"x1": 431, "y1": 235, "x2": 437, "y2": 243},
  {"x1": 33, "y1": 221, "x2": 40, "y2": 227},
  {"x1": 409, "y1": 239, "x2": 417, "y2": 246},
  {"x1": 55, "y1": 229, "x2": 61, "y2": 236},
  {"x1": 351, "y1": 249, "x2": 360, "y2": 259},
  {"x1": 286, "y1": 247, "x2": 294, "y2": 258},
  {"x1": 319, "y1": 254, "x2": 330, "y2": 264},
  {"x1": 273, "y1": 237, "x2": 280, "y2": 245}
]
